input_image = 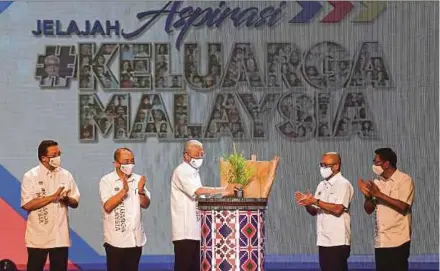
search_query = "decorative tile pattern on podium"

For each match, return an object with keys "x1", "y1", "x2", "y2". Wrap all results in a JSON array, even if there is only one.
[
  {"x1": 201, "y1": 211, "x2": 213, "y2": 271},
  {"x1": 238, "y1": 211, "x2": 259, "y2": 271},
  {"x1": 259, "y1": 211, "x2": 265, "y2": 271},
  {"x1": 200, "y1": 208, "x2": 266, "y2": 271},
  {"x1": 214, "y1": 210, "x2": 237, "y2": 270}
]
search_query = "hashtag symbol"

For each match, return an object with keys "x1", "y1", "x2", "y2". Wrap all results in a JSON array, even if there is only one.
[{"x1": 35, "y1": 45, "x2": 77, "y2": 89}]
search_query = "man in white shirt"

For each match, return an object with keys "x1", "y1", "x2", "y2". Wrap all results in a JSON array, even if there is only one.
[
  {"x1": 170, "y1": 140, "x2": 235, "y2": 271},
  {"x1": 295, "y1": 152, "x2": 354, "y2": 271},
  {"x1": 21, "y1": 140, "x2": 80, "y2": 271},
  {"x1": 358, "y1": 148, "x2": 414, "y2": 271},
  {"x1": 99, "y1": 148, "x2": 151, "y2": 271}
]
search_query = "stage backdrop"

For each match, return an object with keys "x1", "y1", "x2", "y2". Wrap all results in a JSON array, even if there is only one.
[{"x1": 0, "y1": 0, "x2": 438, "y2": 266}]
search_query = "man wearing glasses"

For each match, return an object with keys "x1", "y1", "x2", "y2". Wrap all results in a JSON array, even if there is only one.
[
  {"x1": 170, "y1": 140, "x2": 235, "y2": 271},
  {"x1": 21, "y1": 140, "x2": 80, "y2": 271},
  {"x1": 295, "y1": 152, "x2": 354, "y2": 271},
  {"x1": 358, "y1": 148, "x2": 414, "y2": 271}
]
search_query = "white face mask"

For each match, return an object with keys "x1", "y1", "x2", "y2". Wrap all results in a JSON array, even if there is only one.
[
  {"x1": 48, "y1": 156, "x2": 61, "y2": 168},
  {"x1": 190, "y1": 158, "x2": 203, "y2": 169},
  {"x1": 120, "y1": 164, "x2": 135, "y2": 175},
  {"x1": 320, "y1": 166, "x2": 333, "y2": 179},
  {"x1": 372, "y1": 165, "x2": 384, "y2": 176}
]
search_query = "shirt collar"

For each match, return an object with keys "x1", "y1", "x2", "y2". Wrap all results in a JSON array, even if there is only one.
[
  {"x1": 325, "y1": 172, "x2": 342, "y2": 186},
  {"x1": 39, "y1": 163, "x2": 59, "y2": 175},
  {"x1": 112, "y1": 170, "x2": 135, "y2": 182},
  {"x1": 182, "y1": 161, "x2": 199, "y2": 172},
  {"x1": 385, "y1": 169, "x2": 400, "y2": 182}
]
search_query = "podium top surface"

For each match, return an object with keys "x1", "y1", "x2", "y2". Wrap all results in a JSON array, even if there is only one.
[{"x1": 196, "y1": 198, "x2": 268, "y2": 211}]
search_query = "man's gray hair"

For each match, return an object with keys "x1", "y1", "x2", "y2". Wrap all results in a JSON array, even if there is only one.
[
  {"x1": 44, "y1": 55, "x2": 60, "y2": 65},
  {"x1": 184, "y1": 140, "x2": 203, "y2": 152}
]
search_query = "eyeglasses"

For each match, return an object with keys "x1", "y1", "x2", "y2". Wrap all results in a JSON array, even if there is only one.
[
  {"x1": 319, "y1": 163, "x2": 335, "y2": 168},
  {"x1": 372, "y1": 160, "x2": 384, "y2": 166},
  {"x1": 46, "y1": 151, "x2": 62, "y2": 158},
  {"x1": 185, "y1": 152, "x2": 205, "y2": 159}
]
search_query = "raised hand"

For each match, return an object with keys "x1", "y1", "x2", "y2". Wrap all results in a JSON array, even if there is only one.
[
  {"x1": 295, "y1": 191, "x2": 314, "y2": 206},
  {"x1": 358, "y1": 178, "x2": 371, "y2": 197},
  {"x1": 60, "y1": 189, "x2": 71, "y2": 200},
  {"x1": 367, "y1": 181, "x2": 381, "y2": 197},
  {"x1": 50, "y1": 187, "x2": 64, "y2": 202},
  {"x1": 294, "y1": 191, "x2": 306, "y2": 203},
  {"x1": 138, "y1": 176, "x2": 146, "y2": 192},
  {"x1": 298, "y1": 192, "x2": 316, "y2": 206},
  {"x1": 122, "y1": 178, "x2": 129, "y2": 193}
]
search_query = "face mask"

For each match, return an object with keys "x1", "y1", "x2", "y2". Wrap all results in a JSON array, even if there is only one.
[
  {"x1": 372, "y1": 165, "x2": 384, "y2": 176},
  {"x1": 48, "y1": 156, "x2": 61, "y2": 168},
  {"x1": 320, "y1": 166, "x2": 333, "y2": 179},
  {"x1": 190, "y1": 158, "x2": 203, "y2": 169},
  {"x1": 120, "y1": 164, "x2": 135, "y2": 175}
]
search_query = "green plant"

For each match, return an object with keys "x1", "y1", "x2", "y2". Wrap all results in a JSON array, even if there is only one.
[{"x1": 223, "y1": 144, "x2": 254, "y2": 189}]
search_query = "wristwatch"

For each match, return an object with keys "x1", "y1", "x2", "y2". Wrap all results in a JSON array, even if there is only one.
[{"x1": 365, "y1": 196, "x2": 377, "y2": 203}]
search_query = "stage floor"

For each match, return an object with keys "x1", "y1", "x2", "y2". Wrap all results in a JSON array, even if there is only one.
[{"x1": 13, "y1": 254, "x2": 437, "y2": 271}]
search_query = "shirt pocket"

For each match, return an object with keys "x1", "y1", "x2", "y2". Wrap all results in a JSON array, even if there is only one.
[
  {"x1": 112, "y1": 182, "x2": 123, "y2": 196},
  {"x1": 388, "y1": 185, "x2": 400, "y2": 198},
  {"x1": 325, "y1": 192, "x2": 340, "y2": 204}
]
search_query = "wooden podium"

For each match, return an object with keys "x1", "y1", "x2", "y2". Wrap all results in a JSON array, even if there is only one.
[{"x1": 197, "y1": 155, "x2": 279, "y2": 271}]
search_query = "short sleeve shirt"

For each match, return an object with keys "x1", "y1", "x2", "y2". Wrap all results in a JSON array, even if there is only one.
[
  {"x1": 170, "y1": 162, "x2": 203, "y2": 241},
  {"x1": 314, "y1": 173, "x2": 354, "y2": 247},
  {"x1": 373, "y1": 169, "x2": 414, "y2": 248},
  {"x1": 99, "y1": 171, "x2": 151, "y2": 248},
  {"x1": 21, "y1": 164, "x2": 80, "y2": 248}
]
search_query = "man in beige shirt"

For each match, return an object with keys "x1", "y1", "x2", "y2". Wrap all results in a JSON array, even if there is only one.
[{"x1": 358, "y1": 148, "x2": 414, "y2": 271}]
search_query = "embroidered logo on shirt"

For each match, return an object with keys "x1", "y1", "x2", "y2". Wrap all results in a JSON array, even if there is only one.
[
  {"x1": 114, "y1": 202, "x2": 127, "y2": 232},
  {"x1": 37, "y1": 188, "x2": 49, "y2": 225}
]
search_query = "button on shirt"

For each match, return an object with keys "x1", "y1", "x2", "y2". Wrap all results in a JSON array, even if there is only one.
[
  {"x1": 20, "y1": 164, "x2": 80, "y2": 248},
  {"x1": 170, "y1": 162, "x2": 203, "y2": 241},
  {"x1": 99, "y1": 171, "x2": 151, "y2": 248},
  {"x1": 314, "y1": 173, "x2": 354, "y2": 247},
  {"x1": 373, "y1": 169, "x2": 414, "y2": 248}
]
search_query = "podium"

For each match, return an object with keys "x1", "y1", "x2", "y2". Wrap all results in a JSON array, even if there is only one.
[
  {"x1": 197, "y1": 155, "x2": 279, "y2": 271},
  {"x1": 198, "y1": 198, "x2": 268, "y2": 271}
]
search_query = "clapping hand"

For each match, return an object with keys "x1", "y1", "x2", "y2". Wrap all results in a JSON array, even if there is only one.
[
  {"x1": 60, "y1": 189, "x2": 71, "y2": 201},
  {"x1": 122, "y1": 178, "x2": 129, "y2": 194},
  {"x1": 358, "y1": 178, "x2": 371, "y2": 197},
  {"x1": 367, "y1": 181, "x2": 381, "y2": 197},
  {"x1": 295, "y1": 190, "x2": 316, "y2": 206},
  {"x1": 50, "y1": 187, "x2": 64, "y2": 202},
  {"x1": 138, "y1": 176, "x2": 146, "y2": 193}
]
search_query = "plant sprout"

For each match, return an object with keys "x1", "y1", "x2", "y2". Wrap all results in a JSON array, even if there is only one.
[{"x1": 223, "y1": 143, "x2": 254, "y2": 189}]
